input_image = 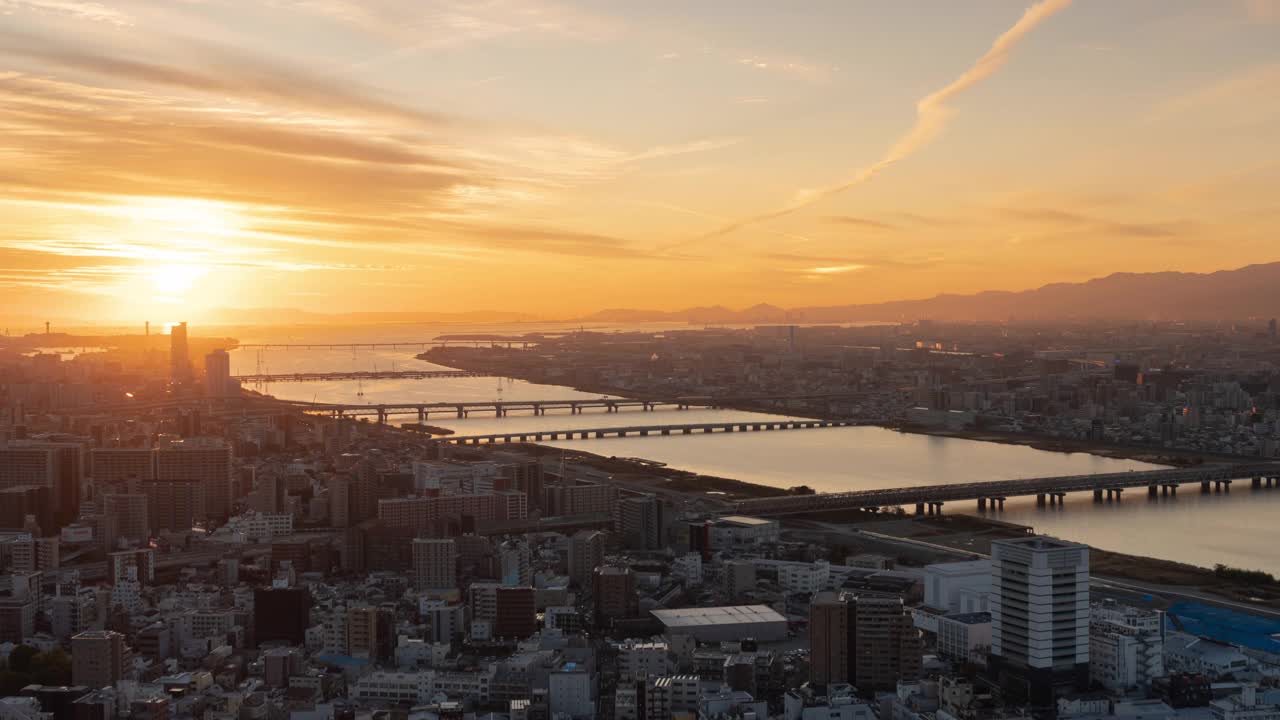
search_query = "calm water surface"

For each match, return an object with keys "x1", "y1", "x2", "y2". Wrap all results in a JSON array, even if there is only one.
[{"x1": 231, "y1": 325, "x2": 1280, "y2": 574}]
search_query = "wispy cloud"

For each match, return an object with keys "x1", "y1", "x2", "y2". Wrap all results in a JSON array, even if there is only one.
[
  {"x1": 1001, "y1": 207, "x2": 1195, "y2": 238},
  {"x1": 0, "y1": 0, "x2": 131, "y2": 26},
  {"x1": 823, "y1": 216, "x2": 898, "y2": 231},
  {"x1": 687, "y1": 0, "x2": 1072, "y2": 244}
]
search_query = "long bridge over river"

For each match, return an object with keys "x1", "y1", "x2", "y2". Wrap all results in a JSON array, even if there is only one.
[
  {"x1": 300, "y1": 392, "x2": 872, "y2": 423},
  {"x1": 732, "y1": 462, "x2": 1280, "y2": 517},
  {"x1": 233, "y1": 370, "x2": 493, "y2": 383},
  {"x1": 442, "y1": 419, "x2": 866, "y2": 444}
]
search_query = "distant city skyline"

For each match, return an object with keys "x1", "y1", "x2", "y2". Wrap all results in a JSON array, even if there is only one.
[{"x1": 2, "y1": 0, "x2": 1279, "y2": 322}]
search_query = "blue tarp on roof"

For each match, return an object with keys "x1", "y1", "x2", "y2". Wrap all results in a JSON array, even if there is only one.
[{"x1": 1166, "y1": 601, "x2": 1280, "y2": 655}]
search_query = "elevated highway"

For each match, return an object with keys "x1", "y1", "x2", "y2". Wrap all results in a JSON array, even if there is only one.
[
  {"x1": 732, "y1": 462, "x2": 1280, "y2": 516},
  {"x1": 304, "y1": 392, "x2": 874, "y2": 422}
]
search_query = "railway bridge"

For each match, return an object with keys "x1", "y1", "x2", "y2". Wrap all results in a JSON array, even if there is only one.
[
  {"x1": 442, "y1": 419, "x2": 866, "y2": 444},
  {"x1": 732, "y1": 462, "x2": 1280, "y2": 517}
]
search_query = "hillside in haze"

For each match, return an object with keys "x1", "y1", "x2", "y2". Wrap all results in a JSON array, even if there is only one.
[{"x1": 584, "y1": 262, "x2": 1280, "y2": 323}]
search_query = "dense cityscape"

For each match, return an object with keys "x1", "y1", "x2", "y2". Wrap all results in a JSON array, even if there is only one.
[
  {"x1": 2, "y1": 317, "x2": 1280, "y2": 720},
  {"x1": 4, "y1": 0, "x2": 1280, "y2": 719}
]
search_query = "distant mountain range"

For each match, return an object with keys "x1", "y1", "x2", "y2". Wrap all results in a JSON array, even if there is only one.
[
  {"x1": 582, "y1": 262, "x2": 1280, "y2": 324},
  {"x1": 185, "y1": 261, "x2": 1280, "y2": 328}
]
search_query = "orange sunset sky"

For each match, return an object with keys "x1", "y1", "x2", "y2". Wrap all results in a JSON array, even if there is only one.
[{"x1": 2, "y1": 0, "x2": 1279, "y2": 323}]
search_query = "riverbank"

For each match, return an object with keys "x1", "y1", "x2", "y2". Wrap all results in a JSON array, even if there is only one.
[
  {"x1": 497, "y1": 439, "x2": 1280, "y2": 612},
  {"x1": 421, "y1": 349, "x2": 1237, "y2": 469}
]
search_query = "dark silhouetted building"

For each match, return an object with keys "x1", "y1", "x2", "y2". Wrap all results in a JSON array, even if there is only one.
[{"x1": 254, "y1": 586, "x2": 311, "y2": 646}]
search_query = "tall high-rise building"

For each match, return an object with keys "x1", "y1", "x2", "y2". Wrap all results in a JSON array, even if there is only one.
[
  {"x1": 204, "y1": 349, "x2": 234, "y2": 398},
  {"x1": 352, "y1": 457, "x2": 379, "y2": 524},
  {"x1": 328, "y1": 475, "x2": 350, "y2": 528},
  {"x1": 169, "y1": 322, "x2": 190, "y2": 383},
  {"x1": 0, "y1": 444, "x2": 82, "y2": 524},
  {"x1": 71, "y1": 630, "x2": 128, "y2": 688},
  {"x1": 810, "y1": 591, "x2": 849, "y2": 686},
  {"x1": 568, "y1": 529, "x2": 605, "y2": 588},
  {"x1": 593, "y1": 565, "x2": 638, "y2": 631},
  {"x1": 990, "y1": 536, "x2": 1090, "y2": 706},
  {"x1": 616, "y1": 494, "x2": 663, "y2": 550},
  {"x1": 808, "y1": 591, "x2": 921, "y2": 692},
  {"x1": 5, "y1": 440, "x2": 85, "y2": 523},
  {"x1": 412, "y1": 538, "x2": 457, "y2": 591},
  {"x1": 156, "y1": 438, "x2": 232, "y2": 520}
]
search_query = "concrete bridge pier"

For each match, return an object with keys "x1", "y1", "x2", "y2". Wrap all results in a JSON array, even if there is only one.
[
  {"x1": 456, "y1": 406, "x2": 465, "y2": 418},
  {"x1": 995, "y1": 497, "x2": 1005, "y2": 510},
  {"x1": 1201, "y1": 480, "x2": 1211, "y2": 493},
  {"x1": 1254, "y1": 477, "x2": 1262, "y2": 489},
  {"x1": 1052, "y1": 492, "x2": 1066, "y2": 506},
  {"x1": 683, "y1": 428, "x2": 692, "y2": 434},
  {"x1": 1093, "y1": 489, "x2": 1104, "y2": 502},
  {"x1": 1036, "y1": 493, "x2": 1046, "y2": 506},
  {"x1": 931, "y1": 502, "x2": 944, "y2": 515},
  {"x1": 978, "y1": 498, "x2": 987, "y2": 511},
  {"x1": 417, "y1": 408, "x2": 427, "y2": 423},
  {"x1": 376, "y1": 408, "x2": 387, "y2": 424},
  {"x1": 1148, "y1": 485, "x2": 1159, "y2": 498},
  {"x1": 915, "y1": 503, "x2": 925, "y2": 516}
]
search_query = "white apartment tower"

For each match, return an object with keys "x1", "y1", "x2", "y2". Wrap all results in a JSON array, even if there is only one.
[{"x1": 990, "y1": 536, "x2": 1090, "y2": 705}]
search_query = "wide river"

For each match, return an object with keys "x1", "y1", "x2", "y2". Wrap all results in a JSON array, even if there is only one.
[{"x1": 228, "y1": 324, "x2": 1280, "y2": 575}]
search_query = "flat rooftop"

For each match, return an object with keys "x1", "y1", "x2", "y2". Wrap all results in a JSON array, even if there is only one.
[
  {"x1": 714, "y1": 516, "x2": 776, "y2": 527},
  {"x1": 651, "y1": 605, "x2": 786, "y2": 627}
]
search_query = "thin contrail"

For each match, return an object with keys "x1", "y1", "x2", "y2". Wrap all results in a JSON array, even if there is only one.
[{"x1": 684, "y1": 0, "x2": 1073, "y2": 246}]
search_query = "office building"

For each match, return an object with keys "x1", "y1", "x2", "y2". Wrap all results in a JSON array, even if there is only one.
[
  {"x1": 347, "y1": 606, "x2": 395, "y2": 663},
  {"x1": 71, "y1": 630, "x2": 128, "y2": 688},
  {"x1": 420, "y1": 600, "x2": 465, "y2": 643},
  {"x1": 593, "y1": 565, "x2": 639, "y2": 631},
  {"x1": 204, "y1": 348, "x2": 234, "y2": 397},
  {"x1": 568, "y1": 530, "x2": 605, "y2": 588},
  {"x1": 328, "y1": 475, "x2": 350, "y2": 528},
  {"x1": 493, "y1": 586, "x2": 537, "y2": 639},
  {"x1": 807, "y1": 592, "x2": 920, "y2": 692},
  {"x1": 412, "y1": 538, "x2": 457, "y2": 592},
  {"x1": 254, "y1": 587, "x2": 311, "y2": 646},
  {"x1": 101, "y1": 493, "x2": 149, "y2": 545},
  {"x1": 498, "y1": 539, "x2": 532, "y2": 587},
  {"x1": 990, "y1": 536, "x2": 1090, "y2": 706},
  {"x1": 811, "y1": 592, "x2": 849, "y2": 686},
  {"x1": 616, "y1": 494, "x2": 662, "y2": 550},
  {"x1": 170, "y1": 321, "x2": 190, "y2": 383}
]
